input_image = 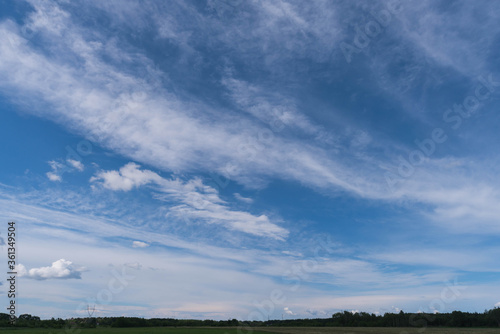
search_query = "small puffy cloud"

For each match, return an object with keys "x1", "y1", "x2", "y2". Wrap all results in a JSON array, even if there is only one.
[
  {"x1": 67, "y1": 159, "x2": 84, "y2": 171},
  {"x1": 391, "y1": 306, "x2": 401, "y2": 313},
  {"x1": 234, "y1": 193, "x2": 253, "y2": 204},
  {"x1": 46, "y1": 160, "x2": 64, "y2": 181},
  {"x1": 284, "y1": 307, "x2": 294, "y2": 315},
  {"x1": 132, "y1": 241, "x2": 149, "y2": 248},
  {"x1": 46, "y1": 159, "x2": 84, "y2": 181},
  {"x1": 17, "y1": 259, "x2": 85, "y2": 280},
  {"x1": 46, "y1": 172, "x2": 62, "y2": 181},
  {"x1": 90, "y1": 162, "x2": 162, "y2": 191},
  {"x1": 495, "y1": 302, "x2": 500, "y2": 307},
  {"x1": 15, "y1": 264, "x2": 27, "y2": 276}
]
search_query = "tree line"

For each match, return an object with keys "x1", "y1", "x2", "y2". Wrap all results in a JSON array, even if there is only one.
[{"x1": 1, "y1": 307, "x2": 499, "y2": 329}]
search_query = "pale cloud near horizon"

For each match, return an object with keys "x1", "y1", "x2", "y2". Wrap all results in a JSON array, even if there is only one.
[{"x1": 0, "y1": 187, "x2": 498, "y2": 319}]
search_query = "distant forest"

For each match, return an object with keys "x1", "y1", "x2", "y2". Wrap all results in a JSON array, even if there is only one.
[{"x1": 2, "y1": 307, "x2": 500, "y2": 329}]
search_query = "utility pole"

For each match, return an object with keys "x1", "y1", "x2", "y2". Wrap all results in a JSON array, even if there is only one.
[{"x1": 87, "y1": 304, "x2": 95, "y2": 327}]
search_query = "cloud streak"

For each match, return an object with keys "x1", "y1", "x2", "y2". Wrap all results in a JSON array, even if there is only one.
[{"x1": 91, "y1": 163, "x2": 288, "y2": 240}]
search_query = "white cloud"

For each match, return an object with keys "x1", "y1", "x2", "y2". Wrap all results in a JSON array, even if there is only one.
[
  {"x1": 46, "y1": 160, "x2": 64, "y2": 182},
  {"x1": 2, "y1": 190, "x2": 499, "y2": 319},
  {"x1": 222, "y1": 77, "x2": 329, "y2": 138},
  {"x1": 284, "y1": 307, "x2": 294, "y2": 315},
  {"x1": 91, "y1": 163, "x2": 162, "y2": 191},
  {"x1": 46, "y1": 172, "x2": 62, "y2": 182},
  {"x1": 233, "y1": 193, "x2": 253, "y2": 204},
  {"x1": 281, "y1": 250, "x2": 303, "y2": 257},
  {"x1": 67, "y1": 159, "x2": 84, "y2": 171},
  {"x1": 132, "y1": 241, "x2": 149, "y2": 248},
  {"x1": 393, "y1": 1, "x2": 500, "y2": 78},
  {"x1": 93, "y1": 163, "x2": 288, "y2": 240},
  {"x1": 46, "y1": 159, "x2": 84, "y2": 181},
  {"x1": 495, "y1": 302, "x2": 500, "y2": 307},
  {"x1": 0, "y1": 7, "x2": 368, "y2": 199},
  {"x1": 16, "y1": 259, "x2": 85, "y2": 280}
]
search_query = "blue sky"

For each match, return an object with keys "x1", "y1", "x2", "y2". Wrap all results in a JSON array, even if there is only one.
[{"x1": 1, "y1": 0, "x2": 500, "y2": 320}]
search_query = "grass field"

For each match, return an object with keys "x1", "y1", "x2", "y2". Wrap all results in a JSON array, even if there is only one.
[
  {"x1": 258, "y1": 327, "x2": 500, "y2": 333},
  {"x1": 1, "y1": 327, "x2": 500, "y2": 334},
  {"x1": 0, "y1": 327, "x2": 269, "y2": 334}
]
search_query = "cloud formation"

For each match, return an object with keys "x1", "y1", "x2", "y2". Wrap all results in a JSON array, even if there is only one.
[
  {"x1": 91, "y1": 163, "x2": 162, "y2": 191},
  {"x1": 92, "y1": 163, "x2": 288, "y2": 240},
  {"x1": 16, "y1": 259, "x2": 85, "y2": 280},
  {"x1": 1, "y1": 0, "x2": 497, "y2": 239},
  {"x1": 46, "y1": 161, "x2": 64, "y2": 182},
  {"x1": 132, "y1": 241, "x2": 149, "y2": 248},
  {"x1": 233, "y1": 193, "x2": 253, "y2": 204},
  {"x1": 67, "y1": 159, "x2": 84, "y2": 172}
]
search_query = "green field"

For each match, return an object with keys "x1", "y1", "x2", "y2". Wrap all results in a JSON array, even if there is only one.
[
  {"x1": 258, "y1": 327, "x2": 500, "y2": 333},
  {"x1": 0, "y1": 328, "x2": 268, "y2": 334},
  {"x1": 1, "y1": 328, "x2": 500, "y2": 334}
]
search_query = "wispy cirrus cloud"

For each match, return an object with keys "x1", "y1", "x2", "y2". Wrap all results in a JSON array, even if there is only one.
[
  {"x1": 46, "y1": 159, "x2": 85, "y2": 181},
  {"x1": 1, "y1": 185, "x2": 498, "y2": 318},
  {"x1": 234, "y1": 193, "x2": 253, "y2": 204},
  {"x1": 0, "y1": 0, "x2": 499, "y2": 237},
  {"x1": 91, "y1": 163, "x2": 288, "y2": 240}
]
